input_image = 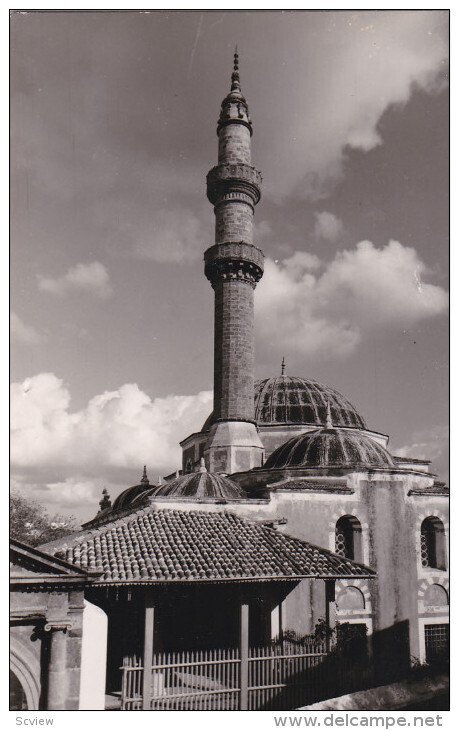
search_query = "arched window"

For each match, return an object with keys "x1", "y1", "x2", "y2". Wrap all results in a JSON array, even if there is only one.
[
  {"x1": 337, "y1": 586, "x2": 365, "y2": 611},
  {"x1": 335, "y1": 516, "x2": 363, "y2": 562},
  {"x1": 424, "y1": 584, "x2": 448, "y2": 607},
  {"x1": 420, "y1": 517, "x2": 446, "y2": 569}
]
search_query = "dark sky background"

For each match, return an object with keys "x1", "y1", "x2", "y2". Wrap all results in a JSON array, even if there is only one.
[{"x1": 10, "y1": 10, "x2": 448, "y2": 520}]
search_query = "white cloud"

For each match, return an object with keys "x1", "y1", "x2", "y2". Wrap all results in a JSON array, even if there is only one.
[
  {"x1": 255, "y1": 239, "x2": 448, "y2": 359},
  {"x1": 12, "y1": 475, "x2": 103, "y2": 510},
  {"x1": 133, "y1": 206, "x2": 206, "y2": 264},
  {"x1": 11, "y1": 312, "x2": 45, "y2": 345},
  {"x1": 314, "y1": 212, "x2": 344, "y2": 242},
  {"x1": 11, "y1": 372, "x2": 213, "y2": 483},
  {"x1": 254, "y1": 221, "x2": 272, "y2": 240},
  {"x1": 394, "y1": 425, "x2": 448, "y2": 462},
  {"x1": 263, "y1": 12, "x2": 448, "y2": 198},
  {"x1": 38, "y1": 262, "x2": 113, "y2": 299}
]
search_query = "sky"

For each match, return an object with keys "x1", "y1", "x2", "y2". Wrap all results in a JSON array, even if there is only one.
[{"x1": 10, "y1": 10, "x2": 449, "y2": 521}]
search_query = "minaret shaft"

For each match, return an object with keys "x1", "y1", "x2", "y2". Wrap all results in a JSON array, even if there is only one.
[
  {"x1": 213, "y1": 276, "x2": 255, "y2": 421},
  {"x1": 204, "y1": 52, "x2": 264, "y2": 473}
]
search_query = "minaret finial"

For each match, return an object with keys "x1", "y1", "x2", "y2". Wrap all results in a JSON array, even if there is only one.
[
  {"x1": 326, "y1": 400, "x2": 333, "y2": 429},
  {"x1": 231, "y1": 46, "x2": 241, "y2": 93},
  {"x1": 141, "y1": 465, "x2": 149, "y2": 485},
  {"x1": 281, "y1": 357, "x2": 286, "y2": 376}
]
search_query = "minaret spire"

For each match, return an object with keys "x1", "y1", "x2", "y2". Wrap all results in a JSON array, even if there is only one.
[
  {"x1": 281, "y1": 357, "x2": 286, "y2": 376},
  {"x1": 140, "y1": 465, "x2": 149, "y2": 485},
  {"x1": 216, "y1": 49, "x2": 252, "y2": 137},
  {"x1": 231, "y1": 46, "x2": 241, "y2": 93}
]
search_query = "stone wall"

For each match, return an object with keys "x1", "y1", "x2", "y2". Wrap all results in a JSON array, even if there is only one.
[
  {"x1": 10, "y1": 586, "x2": 85, "y2": 710},
  {"x1": 218, "y1": 123, "x2": 251, "y2": 164},
  {"x1": 214, "y1": 278, "x2": 255, "y2": 421},
  {"x1": 215, "y1": 200, "x2": 253, "y2": 244}
]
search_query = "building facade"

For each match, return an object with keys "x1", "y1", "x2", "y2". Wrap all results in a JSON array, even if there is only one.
[
  {"x1": 10, "y1": 540, "x2": 97, "y2": 710},
  {"x1": 119, "y1": 53, "x2": 449, "y2": 670},
  {"x1": 18, "y1": 53, "x2": 448, "y2": 710}
]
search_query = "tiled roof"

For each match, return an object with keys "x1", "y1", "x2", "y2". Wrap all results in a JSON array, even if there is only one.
[{"x1": 42, "y1": 508, "x2": 375, "y2": 585}]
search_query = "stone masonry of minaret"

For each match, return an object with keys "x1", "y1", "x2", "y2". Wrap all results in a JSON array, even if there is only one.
[{"x1": 204, "y1": 51, "x2": 265, "y2": 474}]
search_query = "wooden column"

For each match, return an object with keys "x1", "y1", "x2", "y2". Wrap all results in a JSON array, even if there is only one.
[
  {"x1": 239, "y1": 601, "x2": 249, "y2": 710},
  {"x1": 142, "y1": 593, "x2": 155, "y2": 711},
  {"x1": 325, "y1": 580, "x2": 336, "y2": 653}
]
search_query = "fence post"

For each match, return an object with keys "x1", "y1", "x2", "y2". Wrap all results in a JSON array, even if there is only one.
[
  {"x1": 240, "y1": 601, "x2": 249, "y2": 710},
  {"x1": 325, "y1": 580, "x2": 336, "y2": 653},
  {"x1": 142, "y1": 592, "x2": 155, "y2": 711}
]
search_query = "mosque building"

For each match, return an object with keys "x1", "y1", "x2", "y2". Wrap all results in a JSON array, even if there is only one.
[
  {"x1": 91, "y1": 50, "x2": 449, "y2": 667},
  {"x1": 11, "y1": 52, "x2": 448, "y2": 711}
]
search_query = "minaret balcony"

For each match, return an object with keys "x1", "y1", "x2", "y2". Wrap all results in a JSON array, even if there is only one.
[
  {"x1": 206, "y1": 164, "x2": 262, "y2": 206},
  {"x1": 204, "y1": 241, "x2": 264, "y2": 288}
]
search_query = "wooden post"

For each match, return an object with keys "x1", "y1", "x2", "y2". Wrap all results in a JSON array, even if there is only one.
[
  {"x1": 279, "y1": 600, "x2": 283, "y2": 646},
  {"x1": 239, "y1": 601, "x2": 249, "y2": 711},
  {"x1": 325, "y1": 580, "x2": 336, "y2": 653},
  {"x1": 142, "y1": 593, "x2": 155, "y2": 711}
]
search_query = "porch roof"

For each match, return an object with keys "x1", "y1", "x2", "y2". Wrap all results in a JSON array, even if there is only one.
[{"x1": 41, "y1": 507, "x2": 376, "y2": 585}]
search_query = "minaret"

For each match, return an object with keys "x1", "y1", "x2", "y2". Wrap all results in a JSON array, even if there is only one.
[{"x1": 204, "y1": 50, "x2": 264, "y2": 474}]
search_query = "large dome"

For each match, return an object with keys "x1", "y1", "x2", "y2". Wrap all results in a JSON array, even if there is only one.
[
  {"x1": 264, "y1": 426, "x2": 394, "y2": 471},
  {"x1": 255, "y1": 376, "x2": 366, "y2": 428},
  {"x1": 202, "y1": 375, "x2": 366, "y2": 432}
]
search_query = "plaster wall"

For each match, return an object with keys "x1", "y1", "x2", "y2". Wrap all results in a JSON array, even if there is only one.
[
  {"x1": 79, "y1": 600, "x2": 108, "y2": 710},
  {"x1": 135, "y1": 466, "x2": 449, "y2": 663}
]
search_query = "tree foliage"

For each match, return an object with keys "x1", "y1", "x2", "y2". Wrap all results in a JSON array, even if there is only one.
[{"x1": 10, "y1": 491, "x2": 78, "y2": 546}]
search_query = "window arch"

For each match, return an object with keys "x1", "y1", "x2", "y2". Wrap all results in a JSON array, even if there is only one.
[
  {"x1": 9, "y1": 647, "x2": 40, "y2": 711},
  {"x1": 335, "y1": 516, "x2": 363, "y2": 562},
  {"x1": 424, "y1": 584, "x2": 448, "y2": 607},
  {"x1": 337, "y1": 586, "x2": 365, "y2": 611},
  {"x1": 420, "y1": 517, "x2": 446, "y2": 570}
]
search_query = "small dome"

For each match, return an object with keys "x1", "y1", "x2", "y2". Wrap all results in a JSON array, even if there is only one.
[
  {"x1": 131, "y1": 463, "x2": 245, "y2": 503},
  {"x1": 264, "y1": 427, "x2": 394, "y2": 471},
  {"x1": 112, "y1": 466, "x2": 151, "y2": 511},
  {"x1": 202, "y1": 375, "x2": 366, "y2": 432}
]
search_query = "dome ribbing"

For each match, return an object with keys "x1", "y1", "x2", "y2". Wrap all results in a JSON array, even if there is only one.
[
  {"x1": 131, "y1": 469, "x2": 245, "y2": 503},
  {"x1": 254, "y1": 376, "x2": 366, "y2": 428},
  {"x1": 264, "y1": 427, "x2": 394, "y2": 471},
  {"x1": 202, "y1": 375, "x2": 366, "y2": 432}
]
